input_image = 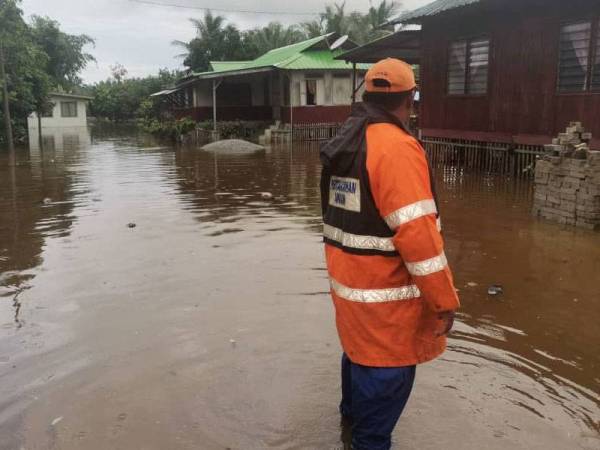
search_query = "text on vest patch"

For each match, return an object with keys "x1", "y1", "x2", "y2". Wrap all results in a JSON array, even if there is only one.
[{"x1": 329, "y1": 176, "x2": 361, "y2": 212}]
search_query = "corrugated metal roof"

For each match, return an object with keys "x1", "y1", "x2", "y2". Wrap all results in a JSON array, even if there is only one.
[
  {"x1": 49, "y1": 91, "x2": 93, "y2": 100},
  {"x1": 209, "y1": 61, "x2": 250, "y2": 72},
  {"x1": 279, "y1": 50, "x2": 370, "y2": 70},
  {"x1": 248, "y1": 34, "x2": 328, "y2": 69},
  {"x1": 390, "y1": 0, "x2": 482, "y2": 24},
  {"x1": 187, "y1": 34, "x2": 367, "y2": 81},
  {"x1": 336, "y1": 30, "x2": 421, "y2": 64}
]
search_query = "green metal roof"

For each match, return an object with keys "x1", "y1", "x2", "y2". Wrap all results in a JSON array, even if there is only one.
[
  {"x1": 277, "y1": 49, "x2": 369, "y2": 70},
  {"x1": 188, "y1": 34, "x2": 367, "y2": 80},
  {"x1": 246, "y1": 34, "x2": 327, "y2": 69},
  {"x1": 390, "y1": 0, "x2": 482, "y2": 24},
  {"x1": 209, "y1": 61, "x2": 251, "y2": 72}
]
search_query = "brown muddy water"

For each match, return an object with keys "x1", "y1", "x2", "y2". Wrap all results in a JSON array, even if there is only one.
[{"x1": 0, "y1": 127, "x2": 599, "y2": 450}]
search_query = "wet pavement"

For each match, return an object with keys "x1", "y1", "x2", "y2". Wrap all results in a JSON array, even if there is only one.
[{"x1": 0, "y1": 127, "x2": 599, "y2": 450}]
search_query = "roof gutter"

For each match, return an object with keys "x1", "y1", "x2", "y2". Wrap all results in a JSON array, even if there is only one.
[{"x1": 184, "y1": 66, "x2": 275, "y2": 83}]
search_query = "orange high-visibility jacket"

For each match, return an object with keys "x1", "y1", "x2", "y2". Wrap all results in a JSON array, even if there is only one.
[{"x1": 320, "y1": 103, "x2": 460, "y2": 367}]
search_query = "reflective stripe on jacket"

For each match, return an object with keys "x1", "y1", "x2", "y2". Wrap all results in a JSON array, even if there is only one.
[{"x1": 320, "y1": 102, "x2": 460, "y2": 367}]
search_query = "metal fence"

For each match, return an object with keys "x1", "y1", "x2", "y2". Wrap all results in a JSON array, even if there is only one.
[
  {"x1": 422, "y1": 137, "x2": 544, "y2": 179},
  {"x1": 292, "y1": 123, "x2": 342, "y2": 141}
]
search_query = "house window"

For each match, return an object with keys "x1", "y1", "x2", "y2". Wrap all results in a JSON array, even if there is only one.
[
  {"x1": 61, "y1": 101, "x2": 78, "y2": 118},
  {"x1": 558, "y1": 20, "x2": 600, "y2": 92},
  {"x1": 447, "y1": 37, "x2": 490, "y2": 95},
  {"x1": 306, "y1": 79, "x2": 317, "y2": 105}
]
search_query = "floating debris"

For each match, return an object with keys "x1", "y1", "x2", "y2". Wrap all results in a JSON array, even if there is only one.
[
  {"x1": 488, "y1": 285, "x2": 504, "y2": 296},
  {"x1": 466, "y1": 282, "x2": 478, "y2": 288},
  {"x1": 261, "y1": 192, "x2": 274, "y2": 200},
  {"x1": 42, "y1": 198, "x2": 52, "y2": 205},
  {"x1": 127, "y1": 223, "x2": 137, "y2": 229},
  {"x1": 51, "y1": 416, "x2": 63, "y2": 426}
]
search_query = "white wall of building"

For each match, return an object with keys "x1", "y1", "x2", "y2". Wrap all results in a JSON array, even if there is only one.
[
  {"x1": 194, "y1": 81, "x2": 213, "y2": 107},
  {"x1": 28, "y1": 96, "x2": 89, "y2": 129},
  {"x1": 189, "y1": 70, "x2": 364, "y2": 110},
  {"x1": 287, "y1": 71, "x2": 364, "y2": 107}
]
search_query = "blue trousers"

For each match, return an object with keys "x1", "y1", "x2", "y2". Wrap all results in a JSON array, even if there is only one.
[{"x1": 340, "y1": 353, "x2": 416, "y2": 450}]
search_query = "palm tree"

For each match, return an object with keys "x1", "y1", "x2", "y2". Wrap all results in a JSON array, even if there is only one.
[
  {"x1": 366, "y1": 0, "x2": 400, "y2": 34},
  {"x1": 347, "y1": 1, "x2": 401, "y2": 44},
  {"x1": 244, "y1": 23, "x2": 306, "y2": 56},
  {"x1": 301, "y1": 18, "x2": 327, "y2": 39},
  {"x1": 172, "y1": 11, "x2": 232, "y2": 71},
  {"x1": 321, "y1": 2, "x2": 349, "y2": 35}
]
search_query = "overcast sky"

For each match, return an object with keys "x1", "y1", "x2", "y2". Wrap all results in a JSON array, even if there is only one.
[{"x1": 20, "y1": 0, "x2": 429, "y2": 83}]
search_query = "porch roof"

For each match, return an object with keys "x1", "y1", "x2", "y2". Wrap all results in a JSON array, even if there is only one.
[{"x1": 336, "y1": 30, "x2": 421, "y2": 64}]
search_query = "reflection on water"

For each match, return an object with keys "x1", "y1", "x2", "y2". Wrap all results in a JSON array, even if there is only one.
[{"x1": 0, "y1": 128, "x2": 599, "y2": 449}]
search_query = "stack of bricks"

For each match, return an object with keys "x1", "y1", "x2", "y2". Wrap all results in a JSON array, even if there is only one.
[{"x1": 533, "y1": 122, "x2": 600, "y2": 230}]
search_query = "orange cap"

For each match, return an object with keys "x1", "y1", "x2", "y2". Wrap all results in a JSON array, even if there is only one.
[{"x1": 365, "y1": 58, "x2": 416, "y2": 93}]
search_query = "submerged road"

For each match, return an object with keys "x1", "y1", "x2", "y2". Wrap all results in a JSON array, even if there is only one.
[{"x1": 0, "y1": 128, "x2": 599, "y2": 449}]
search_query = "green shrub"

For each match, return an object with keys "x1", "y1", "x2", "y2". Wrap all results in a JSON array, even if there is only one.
[
  {"x1": 197, "y1": 120, "x2": 270, "y2": 140},
  {"x1": 139, "y1": 117, "x2": 196, "y2": 142}
]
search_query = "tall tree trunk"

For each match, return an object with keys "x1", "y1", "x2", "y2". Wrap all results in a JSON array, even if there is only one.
[{"x1": 0, "y1": 42, "x2": 15, "y2": 165}]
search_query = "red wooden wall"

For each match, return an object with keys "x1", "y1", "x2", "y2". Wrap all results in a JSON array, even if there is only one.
[
  {"x1": 175, "y1": 105, "x2": 352, "y2": 124},
  {"x1": 174, "y1": 106, "x2": 273, "y2": 122},
  {"x1": 280, "y1": 106, "x2": 352, "y2": 124},
  {"x1": 419, "y1": 0, "x2": 600, "y2": 148}
]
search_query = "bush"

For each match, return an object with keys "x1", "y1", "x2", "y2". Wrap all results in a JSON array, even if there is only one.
[
  {"x1": 197, "y1": 120, "x2": 270, "y2": 140},
  {"x1": 139, "y1": 117, "x2": 196, "y2": 142}
]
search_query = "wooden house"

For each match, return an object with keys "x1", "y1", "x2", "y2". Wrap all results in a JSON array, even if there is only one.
[
  {"x1": 342, "y1": 0, "x2": 600, "y2": 150},
  {"x1": 155, "y1": 33, "x2": 369, "y2": 126}
]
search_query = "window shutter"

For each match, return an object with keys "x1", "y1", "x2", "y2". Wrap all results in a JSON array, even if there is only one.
[
  {"x1": 468, "y1": 38, "x2": 490, "y2": 94},
  {"x1": 448, "y1": 41, "x2": 467, "y2": 94},
  {"x1": 558, "y1": 22, "x2": 592, "y2": 92}
]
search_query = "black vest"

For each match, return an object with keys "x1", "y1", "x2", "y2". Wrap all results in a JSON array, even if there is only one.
[{"x1": 320, "y1": 102, "x2": 438, "y2": 257}]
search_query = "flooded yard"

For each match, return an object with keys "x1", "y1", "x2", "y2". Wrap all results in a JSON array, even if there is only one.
[{"x1": 1, "y1": 128, "x2": 599, "y2": 450}]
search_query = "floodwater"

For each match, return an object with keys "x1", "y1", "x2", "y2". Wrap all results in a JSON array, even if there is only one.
[{"x1": 0, "y1": 127, "x2": 599, "y2": 450}]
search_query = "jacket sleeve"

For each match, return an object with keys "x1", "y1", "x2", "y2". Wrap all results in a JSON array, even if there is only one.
[{"x1": 368, "y1": 138, "x2": 460, "y2": 313}]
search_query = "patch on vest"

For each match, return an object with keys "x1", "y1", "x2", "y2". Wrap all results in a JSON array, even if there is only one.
[{"x1": 329, "y1": 176, "x2": 361, "y2": 212}]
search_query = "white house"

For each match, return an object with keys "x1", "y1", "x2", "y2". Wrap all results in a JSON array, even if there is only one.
[{"x1": 28, "y1": 92, "x2": 92, "y2": 129}]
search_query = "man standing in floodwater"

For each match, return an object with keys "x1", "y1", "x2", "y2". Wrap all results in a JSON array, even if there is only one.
[{"x1": 320, "y1": 59, "x2": 460, "y2": 450}]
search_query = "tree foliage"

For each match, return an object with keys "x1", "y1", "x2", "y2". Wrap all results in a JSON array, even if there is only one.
[
  {"x1": 175, "y1": 1, "x2": 401, "y2": 73},
  {"x1": 243, "y1": 22, "x2": 307, "y2": 57},
  {"x1": 0, "y1": 0, "x2": 51, "y2": 145},
  {"x1": 303, "y1": 1, "x2": 399, "y2": 43},
  {"x1": 0, "y1": 0, "x2": 95, "y2": 147},
  {"x1": 30, "y1": 15, "x2": 95, "y2": 89},
  {"x1": 173, "y1": 11, "x2": 251, "y2": 72},
  {"x1": 88, "y1": 68, "x2": 181, "y2": 122}
]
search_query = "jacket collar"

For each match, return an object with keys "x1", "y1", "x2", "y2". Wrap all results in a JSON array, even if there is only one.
[{"x1": 350, "y1": 102, "x2": 413, "y2": 136}]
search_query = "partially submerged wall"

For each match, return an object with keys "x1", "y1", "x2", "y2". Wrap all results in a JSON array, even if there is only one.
[{"x1": 533, "y1": 124, "x2": 600, "y2": 230}]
